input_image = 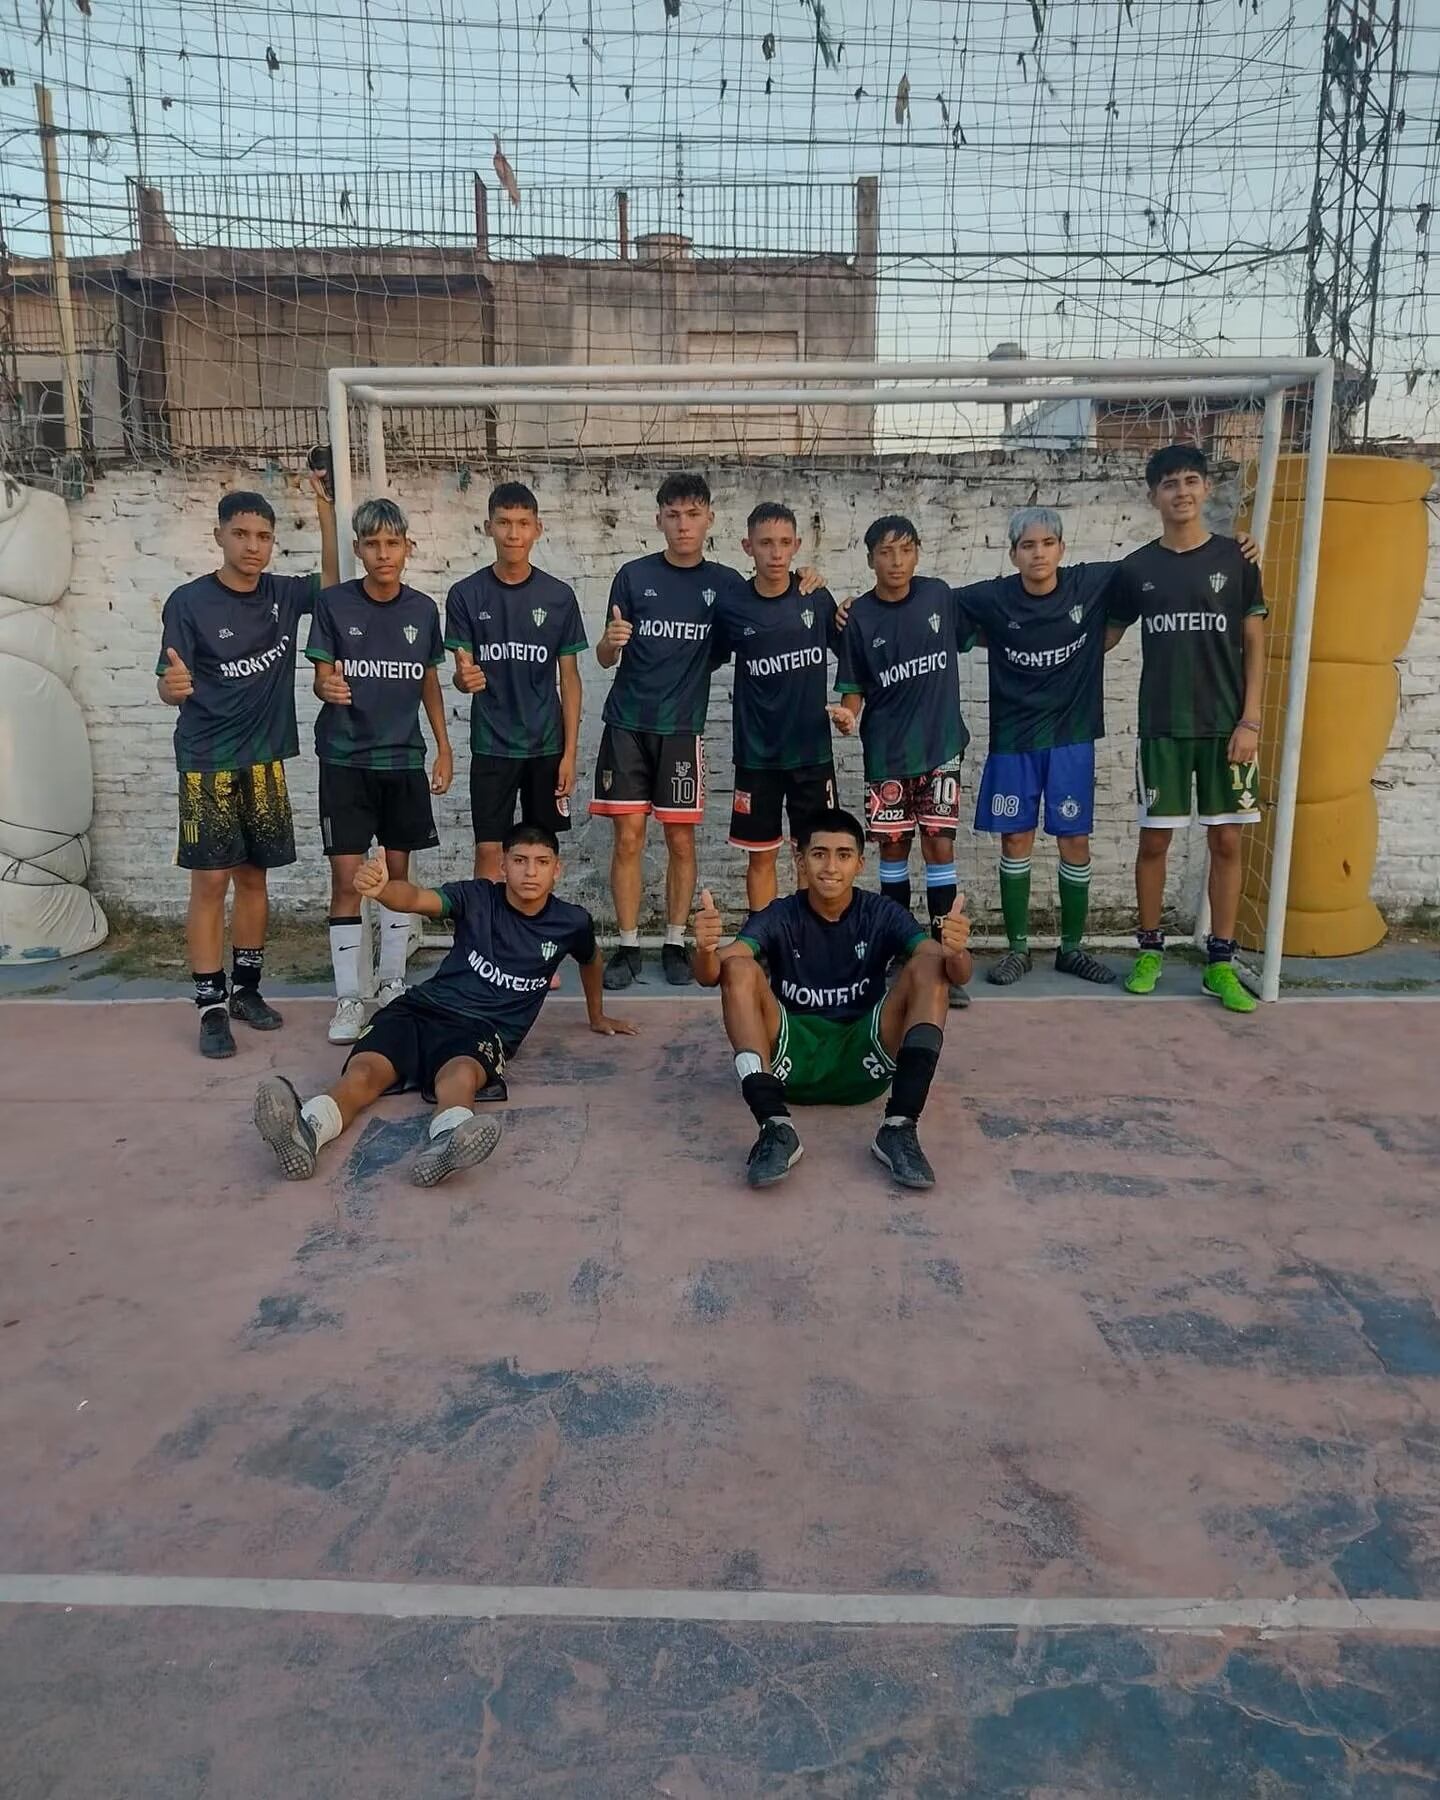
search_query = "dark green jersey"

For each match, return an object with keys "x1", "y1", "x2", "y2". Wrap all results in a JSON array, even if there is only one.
[
  {"x1": 157, "y1": 570, "x2": 318, "y2": 773},
  {"x1": 834, "y1": 577, "x2": 971, "y2": 781},
  {"x1": 305, "y1": 580, "x2": 445, "y2": 770},
  {"x1": 444, "y1": 566, "x2": 588, "y2": 759},
  {"x1": 954, "y1": 563, "x2": 1115, "y2": 753},
  {"x1": 601, "y1": 553, "x2": 742, "y2": 736},
  {"x1": 1110, "y1": 536, "x2": 1266, "y2": 739},
  {"x1": 716, "y1": 578, "x2": 840, "y2": 770}
]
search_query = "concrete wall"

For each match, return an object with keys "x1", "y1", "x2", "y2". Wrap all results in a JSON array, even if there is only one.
[{"x1": 62, "y1": 455, "x2": 1440, "y2": 932}]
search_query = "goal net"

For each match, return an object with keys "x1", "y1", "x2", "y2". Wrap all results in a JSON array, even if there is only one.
[{"x1": 330, "y1": 356, "x2": 1333, "y2": 1004}]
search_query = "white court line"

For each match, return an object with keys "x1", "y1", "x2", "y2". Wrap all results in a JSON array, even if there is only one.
[{"x1": 0, "y1": 1573, "x2": 1436, "y2": 1635}]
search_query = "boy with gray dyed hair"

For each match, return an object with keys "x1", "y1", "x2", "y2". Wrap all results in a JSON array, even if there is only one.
[{"x1": 306, "y1": 495, "x2": 453, "y2": 1044}]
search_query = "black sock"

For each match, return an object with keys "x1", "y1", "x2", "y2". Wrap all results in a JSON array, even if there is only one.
[
  {"x1": 741, "y1": 1071, "x2": 791, "y2": 1128},
  {"x1": 881, "y1": 877, "x2": 912, "y2": 912},
  {"x1": 926, "y1": 882, "x2": 957, "y2": 939},
  {"x1": 1206, "y1": 934, "x2": 1238, "y2": 965},
  {"x1": 232, "y1": 947, "x2": 263, "y2": 991},
  {"x1": 889, "y1": 1022, "x2": 943, "y2": 1121},
  {"x1": 1137, "y1": 928, "x2": 1165, "y2": 952},
  {"x1": 193, "y1": 970, "x2": 227, "y2": 1013}
]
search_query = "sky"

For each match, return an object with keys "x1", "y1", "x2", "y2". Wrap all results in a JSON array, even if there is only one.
[{"x1": 4, "y1": 0, "x2": 1439, "y2": 440}]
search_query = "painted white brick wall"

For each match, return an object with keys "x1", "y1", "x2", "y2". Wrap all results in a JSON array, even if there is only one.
[{"x1": 61, "y1": 458, "x2": 1440, "y2": 927}]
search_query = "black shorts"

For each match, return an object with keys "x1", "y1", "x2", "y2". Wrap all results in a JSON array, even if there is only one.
[
  {"x1": 590, "y1": 724, "x2": 705, "y2": 825},
  {"x1": 470, "y1": 753, "x2": 572, "y2": 844},
  {"x1": 729, "y1": 762, "x2": 838, "y2": 851},
  {"x1": 176, "y1": 760, "x2": 296, "y2": 871},
  {"x1": 319, "y1": 762, "x2": 439, "y2": 857},
  {"x1": 343, "y1": 993, "x2": 507, "y2": 1104}
]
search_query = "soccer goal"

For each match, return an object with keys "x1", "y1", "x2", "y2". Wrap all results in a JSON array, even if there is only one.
[{"x1": 326, "y1": 355, "x2": 1335, "y2": 1004}]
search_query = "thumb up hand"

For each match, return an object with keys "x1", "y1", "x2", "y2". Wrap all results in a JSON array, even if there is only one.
[
  {"x1": 353, "y1": 845, "x2": 390, "y2": 898},
  {"x1": 453, "y1": 647, "x2": 487, "y2": 695},
  {"x1": 603, "y1": 605, "x2": 633, "y2": 651},
  {"x1": 159, "y1": 646, "x2": 193, "y2": 703},
  {"x1": 315, "y1": 658, "x2": 352, "y2": 705},
  {"x1": 939, "y1": 890, "x2": 970, "y2": 957},
  {"x1": 692, "y1": 887, "x2": 724, "y2": 955}
]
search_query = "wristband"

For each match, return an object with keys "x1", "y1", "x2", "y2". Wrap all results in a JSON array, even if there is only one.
[{"x1": 1237, "y1": 719, "x2": 1261, "y2": 732}]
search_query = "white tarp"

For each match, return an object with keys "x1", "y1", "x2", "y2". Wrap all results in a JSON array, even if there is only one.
[
  {"x1": 0, "y1": 596, "x2": 76, "y2": 684},
  {"x1": 0, "y1": 879, "x2": 107, "y2": 962},
  {"x1": 0, "y1": 481, "x2": 72, "y2": 609}
]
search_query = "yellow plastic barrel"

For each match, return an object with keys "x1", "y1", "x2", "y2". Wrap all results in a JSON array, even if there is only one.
[{"x1": 1237, "y1": 454, "x2": 1429, "y2": 957}]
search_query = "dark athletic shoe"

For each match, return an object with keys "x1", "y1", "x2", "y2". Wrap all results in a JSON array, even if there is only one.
[
  {"x1": 872, "y1": 1119, "x2": 936, "y2": 1190},
  {"x1": 746, "y1": 1118, "x2": 803, "y2": 1189},
  {"x1": 253, "y1": 1076, "x2": 318, "y2": 1180},
  {"x1": 603, "y1": 946, "x2": 643, "y2": 990},
  {"x1": 662, "y1": 943, "x2": 694, "y2": 986},
  {"x1": 198, "y1": 1006, "x2": 236, "y2": 1059},
  {"x1": 474, "y1": 1075, "x2": 509, "y2": 1104},
  {"x1": 229, "y1": 987, "x2": 283, "y2": 1030},
  {"x1": 987, "y1": 949, "x2": 1033, "y2": 987},
  {"x1": 947, "y1": 983, "x2": 970, "y2": 1009},
  {"x1": 411, "y1": 1115, "x2": 503, "y2": 1188},
  {"x1": 1055, "y1": 947, "x2": 1117, "y2": 985}
]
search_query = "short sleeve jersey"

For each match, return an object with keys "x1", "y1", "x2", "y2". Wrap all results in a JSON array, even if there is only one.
[
  {"x1": 715, "y1": 578, "x2": 840, "y2": 770},
  {"x1": 602, "y1": 553, "x2": 743, "y2": 736},
  {"x1": 737, "y1": 888, "x2": 929, "y2": 1024},
  {"x1": 404, "y1": 880, "x2": 598, "y2": 1054},
  {"x1": 444, "y1": 566, "x2": 588, "y2": 759},
  {"x1": 305, "y1": 580, "x2": 445, "y2": 770},
  {"x1": 834, "y1": 577, "x2": 971, "y2": 781},
  {"x1": 156, "y1": 570, "x2": 318, "y2": 773},
  {"x1": 1109, "y1": 536, "x2": 1267, "y2": 739},
  {"x1": 953, "y1": 563, "x2": 1116, "y2": 753}
]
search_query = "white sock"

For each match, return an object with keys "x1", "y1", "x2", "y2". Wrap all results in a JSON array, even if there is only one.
[
  {"x1": 430, "y1": 1104, "x2": 474, "y2": 1140},
  {"x1": 618, "y1": 928, "x2": 640, "y2": 948},
  {"x1": 664, "y1": 923, "x2": 686, "y2": 947},
  {"x1": 301, "y1": 1094, "x2": 343, "y2": 1149},
  {"x1": 328, "y1": 917, "x2": 363, "y2": 1000},
  {"x1": 734, "y1": 1051, "x2": 764, "y2": 1082},
  {"x1": 377, "y1": 906, "x2": 412, "y2": 983}
]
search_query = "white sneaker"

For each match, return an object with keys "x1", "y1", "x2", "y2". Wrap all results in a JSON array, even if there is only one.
[
  {"x1": 375, "y1": 979, "x2": 407, "y2": 1008},
  {"x1": 327, "y1": 997, "x2": 367, "y2": 1044}
]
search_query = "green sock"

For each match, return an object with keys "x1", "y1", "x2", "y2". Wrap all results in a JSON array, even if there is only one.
[
  {"x1": 998, "y1": 856, "x2": 1031, "y2": 952},
  {"x1": 1058, "y1": 858, "x2": 1092, "y2": 951}
]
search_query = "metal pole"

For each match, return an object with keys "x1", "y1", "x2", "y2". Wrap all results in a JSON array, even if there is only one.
[
  {"x1": 617, "y1": 190, "x2": 630, "y2": 261},
  {"x1": 327, "y1": 368, "x2": 356, "y2": 580},
  {"x1": 334, "y1": 356, "x2": 1329, "y2": 388},
  {"x1": 346, "y1": 378, "x2": 1279, "y2": 411},
  {"x1": 1260, "y1": 361, "x2": 1335, "y2": 1003},
  {"x1": 364, "y1": 404, "x2": 388, "y2": 493},
  {"x1": 34, "y1": 84, "x2": 85, "y2": 454}
]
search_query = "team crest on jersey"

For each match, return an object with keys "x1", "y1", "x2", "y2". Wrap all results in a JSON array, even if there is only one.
[
  {"x1": 929, "y1": 613, "x2": 941, "y2": 634},
  {"x1": 540, "y1": 940, "x2": 557, "y2": 960},
  {"x1": 1058, "y1": 796, "x2": 1080, "y2": 820},
  {"x1": 1069, "y1": 604, "x2": 1083, "y2": 624},
  {"x1": 403, "y1": 623, "x2": 418, "y2": 644},
  {"x1": 1210, "y1": 572, "x2": 1228, "y2": 593},
  {"x1": 801, "y1": 608, "x2": 814, "y2": 629},
  {"x1": 532, "y1": 607, "x2": 547, "y2": 627},
  {"x1": 854, "y1": 940, "x2": 868, "y2": 961},
  {"x1": 702, "y1": 588, "x2": 716, "y2": 607}
]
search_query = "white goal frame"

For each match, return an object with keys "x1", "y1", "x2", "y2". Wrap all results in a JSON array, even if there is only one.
[{"x1": 327, "y1": 355, "x2": 1335, "y2": 1004}]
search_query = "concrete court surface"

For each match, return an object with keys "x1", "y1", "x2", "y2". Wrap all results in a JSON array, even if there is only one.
[{"x1": 1, "y1": 990, "x2": 1439, "y2": 1798}]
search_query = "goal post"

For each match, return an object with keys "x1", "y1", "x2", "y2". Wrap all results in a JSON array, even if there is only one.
[{"x1": 326, "y1": 355, "x2": 1334, "y2": 1005}]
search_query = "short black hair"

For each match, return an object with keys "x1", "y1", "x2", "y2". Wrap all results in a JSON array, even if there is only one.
[
  {"x1": 746, "y1": 501, "x2": 798, "y2": 533},
  {"x1": 218, "y1": 490, "x2": 276, "y2": 527},
  {"x1": 656, "y1": 471, "x2": 712, "y2": 509},
  {"x1": 864, "y1": 514, "x2": 920, "y2": 555},
  {"x1": 488, "y1": 481, "x2": 539, "y2": 517},
  {"x1": 503, "y1": 822, "x2": 560, "y2": 856},
  {"x1": 795, "y1": 807, "x2": 866, "y2": 853},
  {"x1": 1145, "y1": 443, "x2": 1209, "y2": 489}
]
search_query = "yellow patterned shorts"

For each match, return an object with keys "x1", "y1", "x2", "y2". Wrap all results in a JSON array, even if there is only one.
[{"x1": 176, "y1": 760, "x2": 297, "y2": 870}]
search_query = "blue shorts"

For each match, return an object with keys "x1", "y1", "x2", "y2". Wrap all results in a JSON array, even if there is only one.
[{"x1": 974, "y1": 742, "x2": 1095, "y2": 837}]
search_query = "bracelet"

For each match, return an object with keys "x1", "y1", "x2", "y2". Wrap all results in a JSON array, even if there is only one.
[{"x1": 1237, "y1": 719, "x2": 1261, "y2": 731}]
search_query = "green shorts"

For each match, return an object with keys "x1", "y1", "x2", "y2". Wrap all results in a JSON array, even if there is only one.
[
  {"x1": 1136, "y1": 737, "x2": 1260, "y2": 829},
  {"x1": 772, "y1": 998, "x2": 895, "y2": 1107}
]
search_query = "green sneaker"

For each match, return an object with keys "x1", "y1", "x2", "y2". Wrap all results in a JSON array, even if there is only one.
[
  {"x1": 1203, "y1": 961, "x2": 1257, "y2": 1014},
  {"x1": 1124, "y1": 950, "x2": 1164, "y2": 995}
]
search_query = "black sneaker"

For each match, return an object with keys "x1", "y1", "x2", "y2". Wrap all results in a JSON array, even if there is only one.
[
  {"x1": 872, "y1": 1119, "x2": 935, "y2": 1190},
  {"x1": 474, "y1": 1075, "x2": 509, "y2": 1104},
  {"x1": 198, "y1": 1006, "x2": 236, "y2": 1059},
  {"x1": 411, "y1": 1115, "x2": 503, "y2": 1188},
  {"x1": 662, "y1": 943, "x2": 694, "y2": 986},
  {"x1": 253, "y1": 1076, "x2": 318, "y2": 1180},
  {"x1": 603, "y1": 946, "x2": 643, "y2": 990},
  {"x1": 229, "y1": 987, "x2": 283, "y2": 1030},
  {"x1": 746, "y1": 1118, "x2": 803, "y2": 1189},
  {"x1": 986, "y1": 949, "x2": 1033, "y2": 987},
  {"x1": 1054, "y1": 947, "x2": 1117, "y2": 985},
  {"x1": 948, "y1": 983, "x2": 970, "y2": 1010}
]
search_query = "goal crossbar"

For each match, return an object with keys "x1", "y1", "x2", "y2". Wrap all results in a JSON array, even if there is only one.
[{"x1": 327, "y1": 356, "x2": 1335, "y2": 1004}]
